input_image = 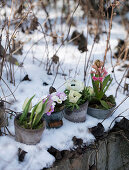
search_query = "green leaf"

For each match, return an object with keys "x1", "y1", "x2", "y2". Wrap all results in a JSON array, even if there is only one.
[
  {"x1": 29, "y1": 101, "x2": 42, "y2": 125},
  {"x1": 32, "y1": 98, "x2": 48, "y2": 128},
  {"x1": 97, "y1": 75, "x2": 112, "y2": 100},
  {"x1": 103, "y1": 78, "x2": 113, "y2": 94},
  {"x1": 100, "y1": 100, "x2": 109, "y2": 109},
  {"x1": 20, "y1": 95, "x2": 35, "y2": 123},
  {"x1": 91, "y1": 74, "x2": 99, "y2": 98},
  {"x1": 102, "y1": 75, "x2": 110, "y2": 91}
]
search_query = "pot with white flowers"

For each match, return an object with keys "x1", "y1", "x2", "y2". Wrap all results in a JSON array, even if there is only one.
[
  {"x1": 43, "y1": 92, "x2": 67, "y2": 128},
  {"x1": 14, "y1": 95, "x2": 48, "y2": 145},
  {"x1": 64, "y1": 80, "x2": 90, "y2": 123},
  {"x1": 87, "y1": 60, "x2": 116, "y2": 119}
]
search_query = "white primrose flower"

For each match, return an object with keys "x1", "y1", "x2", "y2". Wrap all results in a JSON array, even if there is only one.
[
  {"x1": 57, "y1": 99, "x2": 62, "y2": 104},
  {"x1": 22, "y1": 97, "x2": 32, "y2": 111},
  {"x1": 59, "y1": 93, "x2": 67, "y2": 101},
  {"x1": 51, "y1": 92, "x2": 57, "y2": 96},
  {"x1": 69, "y1": 90, "x2": 82, "y2": 104},
  {"x1": 51, "y1": 95, "x2": 59, "y2": 102},
  {"x1": 66, "y1": 79, "x2": 84, "y2": 92},
  {"x1": 52, "y1": 102, "x2": 56, "y2": 106}
]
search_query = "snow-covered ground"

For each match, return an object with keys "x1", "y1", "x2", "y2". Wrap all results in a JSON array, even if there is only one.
[{"x1": 0, "y1": 1, "x2": 129, "y2": 170}]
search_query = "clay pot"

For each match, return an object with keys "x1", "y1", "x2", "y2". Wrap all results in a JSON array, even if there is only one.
[
  {"x1": 0, "y1": 101, "x2": 7, "y2": 127},
  {"x1": 87, "y1": 106, "x2": 116, "y2": 119},
  {"x1": 43, "y1": 111, "x2": 63, "y2": 128},
  {"x1": 64, "y1": 101, "x2": 89, "y2": 123},
  {"x1": 14, "y1": 114, "x2": 45, "y2": 145}
]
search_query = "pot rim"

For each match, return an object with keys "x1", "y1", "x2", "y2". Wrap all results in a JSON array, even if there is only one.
[
  {"x1": 14, "y1": 114, "x2": 45, "y2": 133},
  {"x1": 88, "y1": 105, "x2": 116, "y2": 111}
]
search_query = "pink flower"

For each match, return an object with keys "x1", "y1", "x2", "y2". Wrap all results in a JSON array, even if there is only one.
[
  {"x1": 91, "y1": 71, "x2": 96, "y2": 74},
  {"x1": 92, "y1": 76, "x2": 103, "y2": 82},
  {"x1": 43, "y1": 97, "x2": 54, "y2": 114},
  {"x1": 102, "y1": 68, "x2": 108, "y2": 78},
  {"x1": 58, "y1": 92, "x2": 67, "y2": 101},
  {"x1": 98, "y1": 77, "x2": 103, "y2": 82},
  {"x1": 92, "y1": 76, "x2": 99, "y2": 81},
  {"x1": 92, "y1": 64, "x2": 98, "y2": 71},
  {"x1": 46, "y1": 105, "x2": 54, "y2": 116}
]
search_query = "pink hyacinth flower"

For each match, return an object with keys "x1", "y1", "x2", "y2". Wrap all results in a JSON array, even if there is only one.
[
  {"x1": 98, "y1": 77, "x2": 103, "y2": 82},
  {"x1": 92, "y1": 76, "x2": 99, "y2": 81},
  {"x1": 103, "y1": 68, "x2": 108, "y2": 78},
  {"x1": 91, "y1": 71, "x2": 96, "y2": 74},
  {"x1": 92, "y1": 76, "x2": 103, "y2": 82}
]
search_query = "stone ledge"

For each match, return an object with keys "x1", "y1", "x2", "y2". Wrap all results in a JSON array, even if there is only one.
[{"x1": 45, "y1": 130, "x2": 129, "y2": 170}]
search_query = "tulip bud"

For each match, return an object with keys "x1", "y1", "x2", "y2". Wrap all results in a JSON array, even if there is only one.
[
  {"x1": 22, "y1": 97, "x2": 32, "y2": 111},
  {"x1": 35, "y1": 102, "x2": 43, "y2": 114}
]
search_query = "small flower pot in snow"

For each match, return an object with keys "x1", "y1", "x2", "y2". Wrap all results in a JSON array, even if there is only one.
[
  {"x1": 87, "y1": 60, "x2": 116, "y2": 119},
  {"x1": 14, "y1": 96, "x2": 48, "y2": 145},
  {"x1": 87, "y1": 106, "x2": 115, "y2": 119},
  {"x1": 43, "y1": 110, "x2": 63, "y2": 128},
  {"x1": 43, "y1": 91, "x2": 67, "y2": 128},
  {"x1": 14, "y1": 114, "x2": 45, "y2": 145},
  {"x1": 0, "y1": 101, "x2": 7, "y2": 127},
  {"x1": 64, "y1": 101, "x2": 89, "y2": 123},
  {"x1": 64, "y1": 79, "x2": 90, "y2": 123}
]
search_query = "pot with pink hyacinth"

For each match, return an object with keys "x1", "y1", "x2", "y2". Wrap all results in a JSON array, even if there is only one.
[
  {"x1": 87, "y1": 60, "x2": 116, "y2": 119},
  {"x1": 43, "y1": 92, "x2": 67, "y2": 128}
]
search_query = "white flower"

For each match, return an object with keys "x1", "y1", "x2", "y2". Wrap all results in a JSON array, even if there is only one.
[
  {"x1": 57, "y1": 99, "x2": 62, "y2": 104},
  {"x1": 22, "y1": 97, "x2": 32, "y2": 111},
  {"x1": 87, "y1": 86, "x2": 94, "y2": 96},
  {"x1": 59, "y1": 93, "x2": 67, "y2": 101},
  {"x1": 66, "y1": 79, "x2": 84, "y2": 92},
  {"x1": 69, "y1": 90, "x2": 82, "y2": 104},
  {"x1": 52, "y1": 102, "x2": 56, "y2": 106},
  {"x1": 51, "y1": 92, "x2": 57, "y2": 96},
  {"x1": 51, "y1": 95, "x2": 59, "y2": 102}
]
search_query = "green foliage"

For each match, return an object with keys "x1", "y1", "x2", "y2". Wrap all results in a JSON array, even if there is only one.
[
  {"x1": 90, "y1": 73, "x2": 115, "y2": 110},
  {"x1": 89, "y1": 95, "x2": 116, "y2": 110},
  {"x1": 100, "y1": 100, "x2": 109, "y2": 109},
  {"x1": 64, "y1": 87, "x2": 90, "y2": 111},
  {"x1": 32, "y1": 99, "x2": 48, "y2": 128},
  {"x1": 91, "y1": 74, "x2": 113, "y2": 100},
  {"x1": 19, "y1": 96, "x2": 48, "y2": 129},
  {"x1": 20, "y1": 95, "x2": 35, "y2": 123}
]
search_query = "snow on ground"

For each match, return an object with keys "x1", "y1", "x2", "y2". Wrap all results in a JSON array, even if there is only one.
[{"x1": 0, "y1": 2, "x2": 129, "y2": 170}]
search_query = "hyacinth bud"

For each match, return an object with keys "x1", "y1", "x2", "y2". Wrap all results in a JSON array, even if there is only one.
[{"x1": 94, "y1": 60, "x2": 104, "y2": 68}]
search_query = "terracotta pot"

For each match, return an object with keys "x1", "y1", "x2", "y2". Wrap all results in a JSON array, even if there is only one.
[
  {"x1": 43, "y1": 111, "x2": 63, "y2": 128},
  {"x1": 0, "y1": 101, "x2": 7, "y2": 127},
  {"x1": 64, "y1": 101, "x2": 89, "y2": 123},
  {"x1": 87, "y1": 106, "x2": 116, "y2": 119},
  {"x1": 14, "y1": 114, "x2": 45, "y2": 145}
]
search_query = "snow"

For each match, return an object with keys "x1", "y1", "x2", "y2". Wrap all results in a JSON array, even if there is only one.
[{"x1": 0, "y1": 1, "x2": 129, "y2": 170}]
